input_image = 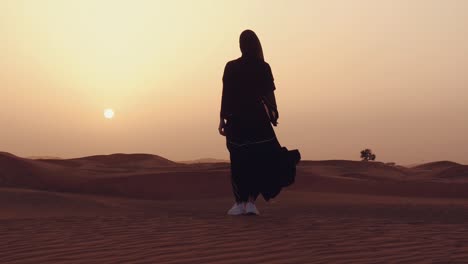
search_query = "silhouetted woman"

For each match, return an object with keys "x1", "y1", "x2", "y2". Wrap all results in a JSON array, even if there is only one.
[{"x1": 219, "y1": 30, "x2": 301, "y2": 215}]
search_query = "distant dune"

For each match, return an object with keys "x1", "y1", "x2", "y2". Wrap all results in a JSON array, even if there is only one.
[
  {"x1": 436, "y1": 165, "x2": 468, "y2": 179},
  {"x1": 0, "y1": 152, "x2": 230, "y2": 200},
  {"x1": 0, "y1": 151, "x2": 50, "y2": 189},
  {"x1": 27, "y1": 156, "x2": 62, "y2": 160},
  {"x1": 70, "y1": 153, "x2": 179, "y2": 167},
  {"x1": 178, "y1": 158, "x2": 229, "y2": 164},
  {"x1": 411, "y1": 160, "x2": 461, "y2": 170},
  {"x1": 1, "y1": 151, "x2": 468, "y2": 200}
]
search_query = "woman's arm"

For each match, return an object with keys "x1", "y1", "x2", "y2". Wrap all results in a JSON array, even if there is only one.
[
  {"x1": 219, "y1": 76, "x2": 227, "y2": 136},
  {"x1": 220, "y1": 62, "x2": 233, "y2": 119},
  {"x1": 262, "y1": 63, "x2": 279, "y2": 126},
  {"x1": 219, "y1": 62, "x2": 233, "y2": 136},
  {"x1": 262, "y1": 91, "x2": 279, "y2": 126}
]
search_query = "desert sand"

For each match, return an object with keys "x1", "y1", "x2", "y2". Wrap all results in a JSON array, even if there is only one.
[{"x1": 1, "y1": 151, "x2": 468, "y2": 263}]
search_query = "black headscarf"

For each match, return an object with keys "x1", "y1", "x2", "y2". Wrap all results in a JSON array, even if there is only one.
[{"x1": 239, "y1": 30, "x2": 264, "y2": 61}]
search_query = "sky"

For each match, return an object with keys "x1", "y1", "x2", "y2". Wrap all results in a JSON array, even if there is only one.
[{"x1": 1, "y1": 0, "x2": 468, "y2": 164}]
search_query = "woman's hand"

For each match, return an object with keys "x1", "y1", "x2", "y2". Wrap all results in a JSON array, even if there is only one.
[{"x1": 218, "y1": 118, "x2": 227, "y2": 136}]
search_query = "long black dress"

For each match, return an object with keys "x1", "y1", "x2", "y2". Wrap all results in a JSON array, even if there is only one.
[{"x1": 221, "y1": 56, "x2": 300, "y2": 202}]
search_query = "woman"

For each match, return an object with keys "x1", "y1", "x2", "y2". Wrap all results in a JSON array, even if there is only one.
[{"x1": 219, "y1": 30, "x2": 301, "y2": 216}]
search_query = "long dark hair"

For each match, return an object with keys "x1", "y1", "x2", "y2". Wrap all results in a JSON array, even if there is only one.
[{"x1": 239, "y1": 30, "x2": 264, "y2": 61}]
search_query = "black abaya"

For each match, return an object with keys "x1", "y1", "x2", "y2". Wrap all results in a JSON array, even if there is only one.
[{"x1": 221, "y1": 56, "x2": 300, "y2": 202}]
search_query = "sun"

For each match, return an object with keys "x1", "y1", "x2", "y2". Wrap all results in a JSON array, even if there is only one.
[{"x1": 104, "y1": 109, "x2": 115, "y2": 119}]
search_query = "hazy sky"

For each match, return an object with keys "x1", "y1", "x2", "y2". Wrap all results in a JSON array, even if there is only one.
[{"x1": 1, "y1": 0, "x2": 468, "y2": 164}]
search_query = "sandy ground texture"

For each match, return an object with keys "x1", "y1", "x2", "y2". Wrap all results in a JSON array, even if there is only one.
[{"x1": 2, "y1": 152, "x2": 468, "y2": 263}]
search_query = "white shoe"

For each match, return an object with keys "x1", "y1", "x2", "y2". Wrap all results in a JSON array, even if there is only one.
[
  {"x1": 227, "y1": 203, "x2": 245, "y2": 215},
  {"x1": 245, "y1": 202, "x2": 260, "y2": 215}
]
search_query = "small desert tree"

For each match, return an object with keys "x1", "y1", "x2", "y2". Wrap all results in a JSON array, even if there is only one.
[{"x1": 360, "y1": 149, "x2": 376, "y2": 161}]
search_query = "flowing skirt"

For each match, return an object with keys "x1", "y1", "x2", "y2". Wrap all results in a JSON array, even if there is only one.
[{"x1": 225, "y1": 116, "x2": 301, "y2": 202}]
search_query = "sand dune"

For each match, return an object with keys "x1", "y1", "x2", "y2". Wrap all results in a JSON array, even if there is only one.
[
  {"x1": 436, "y1": 165, "x2": 468, "y2": 179},
  {"x1": 2, "y1": 152, "x2": 468, "y2": 263},
  {"x1": 411, "y1": 160, "x2": 461, "y2": 170},
  {"x1": 2, "y1": 152, "x2": 468, "y2": 200},
  {"x1": 0, "y1": 151, "x2": 55, "y2": 189},
  {"x1": 294, "y1": 160, "x2": 468, "y2": 199},
  {"x1": 37, "y1": 153, "x2": 181, "y2": 169},
  {"x1": 1, "y1": 152, "x2": 227, "y2": 199},
  {"x1": 178, "y1": 158, "x2": 230, "y2": 164},
  {"x1": 69, "y1": 153, "x2": 179, "y2": 167}
]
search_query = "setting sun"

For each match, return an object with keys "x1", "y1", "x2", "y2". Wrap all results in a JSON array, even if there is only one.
[{"x1": 104, "y1": 109, "x2": 115, "y2": 119}]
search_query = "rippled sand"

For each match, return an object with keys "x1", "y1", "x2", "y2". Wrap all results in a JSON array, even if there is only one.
[{"x1": 2, "y1": 189, "x2": 468, "y2": 264}]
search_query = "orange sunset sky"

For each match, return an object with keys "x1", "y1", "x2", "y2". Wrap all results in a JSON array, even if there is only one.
[{"x1": 1, "y1": 0, "x2": 467, "y2": 164}]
